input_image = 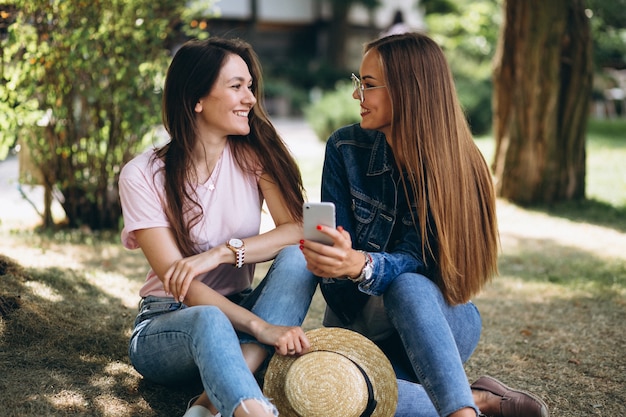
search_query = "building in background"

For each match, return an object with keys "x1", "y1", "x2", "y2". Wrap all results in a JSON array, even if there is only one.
[{"x1": 196, "y1": 0, "x2": 425, "y2": 115}]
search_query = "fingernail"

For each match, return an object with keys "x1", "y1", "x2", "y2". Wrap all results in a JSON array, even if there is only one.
[
  {"x1": 299, "y1": 239, "x2": 304, "y2": 245},
  {"x1": 299, "y1": 244, "x2": 304, "y2": 250},
  {"x1": 316, "y1": 225, "x2": 322, "y2": 230}
]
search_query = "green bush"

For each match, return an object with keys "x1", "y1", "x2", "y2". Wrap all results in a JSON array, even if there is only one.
[
  {"x1": 304, "y1": 82, "x2": 361, "y2": 141},
  {"x1": 455, "y1": 75, "x2": 493, "y2": 135}
]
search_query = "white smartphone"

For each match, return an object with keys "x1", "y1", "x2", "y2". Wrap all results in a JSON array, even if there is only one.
[{"x1": 303, "y1": 202, "x2": 336, "y2": 245}]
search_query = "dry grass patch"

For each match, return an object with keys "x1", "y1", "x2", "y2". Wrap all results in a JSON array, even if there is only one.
[
  {"x1": 1, "y1": 108, "x2": 624, "y2": 417},
  {"x1": 1, "y1": 198, "x2": 625, "y2": 416}
]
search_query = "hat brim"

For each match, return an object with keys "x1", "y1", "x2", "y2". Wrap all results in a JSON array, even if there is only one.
[{"x1": 263, "y1": 327, "x2": 398, "y2": 417}]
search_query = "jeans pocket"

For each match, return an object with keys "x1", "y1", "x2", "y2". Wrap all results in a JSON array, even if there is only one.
[{"x1": 134, "y1": 296, "x2": 184, "y2": 327}]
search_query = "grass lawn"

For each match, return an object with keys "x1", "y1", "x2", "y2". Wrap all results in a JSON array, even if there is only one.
[{"x1": 0, "y1": 118, "x2": 625, "y2": 416}]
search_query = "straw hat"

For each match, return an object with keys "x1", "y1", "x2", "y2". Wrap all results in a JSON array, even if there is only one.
[{"x1": 263, "y1": 327, "x2": 398, "y2": 417}]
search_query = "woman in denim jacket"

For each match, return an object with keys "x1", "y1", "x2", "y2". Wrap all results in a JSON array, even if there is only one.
[
  {"x1": 119, "y1": 38, "x2": 317, "y2": 417},
  {"x1": 300, "y1": 33, "x2": 549, "y2": 417}
]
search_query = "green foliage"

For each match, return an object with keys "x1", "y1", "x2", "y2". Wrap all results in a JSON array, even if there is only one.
[
  {"x1": 475, "y1": 118, "x2": 626, "y2": 231},
  {"x1": 582, "y1": 1, "x2": 625, "y2": 106},
  {"x1": 426, "y1": 0, "x2": 501, "y2": 135},
  {"x1": 304, "y1": 81, "x2": 361, "y2": 141},
  {"x1": 456, "y1": 76, "x2": 493, "y2": 136},
  {"x1": 0, "y1": 0, "x2": 214, "y2": 229},
  {"x1": 587, "y1": 0, "x2": 626, "y2": 69},
  {"x1": 420, "y1": 0, "x2": 459, "y2": 15}
]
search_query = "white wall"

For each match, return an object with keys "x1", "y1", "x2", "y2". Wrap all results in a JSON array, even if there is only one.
[
  {"x1": 210, "y1": 0, "x2": 424, "y2": 30},
  {"x1": 350, "y1": 0, "x2": 426, "y2": 32},
  {"x1": 213, "y1": 0, "x2": 320, "y2": 23},
  {"x1": 212, "y1": 0, "x2": 251, "y2": 19}
]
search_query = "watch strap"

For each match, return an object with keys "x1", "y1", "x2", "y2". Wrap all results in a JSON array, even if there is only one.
[
  {"x1": 227, "y1": 239, "x2": 245, "y2": 268},
  {"x1": 233, "y1": 246, "x2": 244, "y2": 268},
  {"x1": 351, "y1": 250, "x2": 373, "y2": 283}
]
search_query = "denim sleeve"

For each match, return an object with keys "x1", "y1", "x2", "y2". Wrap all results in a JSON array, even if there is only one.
[
  {"x1": 358, "y1": 228, "x2": 428, "y2": 296},
  {"x1": 321, "y1": 132, "x2": 431, "y2": 297}
]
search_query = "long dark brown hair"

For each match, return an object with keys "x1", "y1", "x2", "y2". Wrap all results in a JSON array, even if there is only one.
[
  {"x1": 155, "y1": 37, "x2": 304, "y2": 257},
  {"x1": 366, "y1": 32, "x2": 499, "y2": 304}
]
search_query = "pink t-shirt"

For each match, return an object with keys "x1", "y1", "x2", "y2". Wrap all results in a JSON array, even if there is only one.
[{"x1": 118, "y1": 142, "x2": 262, "y2": 298}]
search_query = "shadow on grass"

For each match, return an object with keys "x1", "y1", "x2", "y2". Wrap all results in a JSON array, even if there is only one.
[
  {"x1": 469, "y1": 288, "x2": 626, "y2": 416},
  {"x1": 519, "y1": 198, "x2": 626, "y2": 234},
  {"x1": 0, "y1": 255, "x2": 197, "y2": 417},
  {"x1": 497, "y1": 234, "x2": 626, "y2": 294},
  {"x1": 470, "y1": 235, "x2": 626, "y2": 416},
  {"x1": 2, "y1": 224, "x2": 625, "y2": 416}
]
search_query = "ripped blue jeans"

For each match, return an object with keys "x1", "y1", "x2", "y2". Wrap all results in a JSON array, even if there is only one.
[{"x1": 128, "y1": 245, "x2": 318, "y2": 417}]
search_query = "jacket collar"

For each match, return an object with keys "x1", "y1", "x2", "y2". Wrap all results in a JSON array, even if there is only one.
[{"x1": 367, "y1": 131, "x2": 395, "y2": 177}]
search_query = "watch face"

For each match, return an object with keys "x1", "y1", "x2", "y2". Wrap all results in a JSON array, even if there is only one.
[{"x1": 229, "y1": 238, "x2": 243, "y2": 248}]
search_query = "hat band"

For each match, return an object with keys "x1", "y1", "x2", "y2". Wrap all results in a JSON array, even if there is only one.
[{"x1": 324, "y1": 350, "x2": 378, "y2": 417}]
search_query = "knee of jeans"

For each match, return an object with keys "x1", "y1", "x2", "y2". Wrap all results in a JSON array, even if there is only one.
[
  {"x1": 188, "y1": 305, "x2": 230, "y2": 331},
  {"x1": 237, "y1": 397, "x2": 278, "y2": 416},
  {"x1": 271, "y1": 246, "x2": 315, "y2": 282},
  {"x1": 388, "y1": 272, "x2": 439, "y2": 298},
  {"x1": 274, "y1": 244, "x2": 303, "y2": 264}
]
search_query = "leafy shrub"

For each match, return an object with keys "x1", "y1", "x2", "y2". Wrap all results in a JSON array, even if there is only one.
[
  {"x1": 455, "y1": 75, "x2": 493, "y2": 135},
  {"x1": 304, "y1": 82, "x2": 361, "y2": 141}
]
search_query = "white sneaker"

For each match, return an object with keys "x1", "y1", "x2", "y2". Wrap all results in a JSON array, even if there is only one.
[
  {"x1": 183, "y1": 395, "x2": 220, "y2": 417},
  {"x1": 182, "y1": 405, "x2": 215, "y2": 417}
]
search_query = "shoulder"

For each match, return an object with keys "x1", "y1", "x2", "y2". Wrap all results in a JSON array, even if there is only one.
[
  {"x1": 120, "y1": 148, "x2": 161, "y2": 180},
  {"x1": 329, "y1": 123, "x2": 381, "y2": 145},
  {"x1": 326, "y1": 124, "x2": 384, "y2": 157}
]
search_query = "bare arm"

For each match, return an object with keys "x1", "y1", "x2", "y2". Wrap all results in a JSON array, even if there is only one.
[
  {"x1": 135, "y1": 173, "x2": 301, "y2": 298},
  {"x1": 235, "y1": 172, "x2": 303, "y2": 264},
  {"x1": 134, "y1": 226, "x2": 231, "y2": 302},
  {"x1": 134, "y1": 226, "x2": 308, "y2": 355}
]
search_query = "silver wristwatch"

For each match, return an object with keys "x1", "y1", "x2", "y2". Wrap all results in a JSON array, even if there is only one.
[{"x1": 351, "y1": 250, "x2": 373, "y2": 283}]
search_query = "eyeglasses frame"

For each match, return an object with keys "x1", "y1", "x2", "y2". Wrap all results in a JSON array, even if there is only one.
[{"x1": 351, "y1": 73, "x2": 387, "y2": 103}]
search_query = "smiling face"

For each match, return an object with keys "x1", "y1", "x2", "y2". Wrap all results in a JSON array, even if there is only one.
[
  {"x1": 194, "y1": 53, "x2": 257, "y2": 139},
  {"x1": 354, "y1": 49, "x2": 393, "y2": 138}
]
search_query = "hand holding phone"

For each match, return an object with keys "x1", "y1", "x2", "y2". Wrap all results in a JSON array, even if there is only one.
[{"x1": 303, "y1": 202, "x2": 336, "y2": 245}]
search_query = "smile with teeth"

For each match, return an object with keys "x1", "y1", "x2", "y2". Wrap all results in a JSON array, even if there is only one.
[{"x1": 234, "y1": 111, "x2": 249, "y2": 117}]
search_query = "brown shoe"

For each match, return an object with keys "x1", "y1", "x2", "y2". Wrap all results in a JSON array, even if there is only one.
[{"x1": 471, "y1": 375, "x2": 549, "y2": 417}]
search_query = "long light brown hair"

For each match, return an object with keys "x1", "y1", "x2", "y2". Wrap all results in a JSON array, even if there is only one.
[
  {"x1": 156, "y1": 37, "x2": 305, "y2": 257},
  {"x1": 366, "y1": 32, "x2": 498, "y2": 304}
]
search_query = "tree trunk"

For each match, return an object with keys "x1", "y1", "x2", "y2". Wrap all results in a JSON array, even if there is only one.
[
  {"x1": 328, "y1": 0, "x2": 350, "y2": 70},
  {"x1": 492, "y1": 0, "x2": 593, "y2": 204}
]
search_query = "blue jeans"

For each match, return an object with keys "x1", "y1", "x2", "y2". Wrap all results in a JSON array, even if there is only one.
[
  {"x1": 128, "y1": 245, "x2": 318, "y2": 417},
  {"x1": 383, "y1": 273, "x2": 482, "y2": 417}
]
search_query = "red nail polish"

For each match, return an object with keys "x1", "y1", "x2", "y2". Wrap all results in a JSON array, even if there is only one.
[
  {"x1": 299, "y1": 244, "x2": 304, "y2": 250},
  {"x1": 316, "y1": 225, "x2": 322, "y2": 230},
  {"x1": 299, "y1": 240, "x2": 304, "y2": 245}
]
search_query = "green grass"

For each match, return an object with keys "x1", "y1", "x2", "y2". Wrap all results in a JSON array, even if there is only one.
[
  {"x1": 475, "y1": 118, "x2": 626, "y2": 207},
  {"x1": 475, "y1": 118, "x2": 626, "y2": 232},
  {"x1": 586, "y1": 118, "x2": 626, "y2": 207},
  {"x1": 472, "y1": 118, "x2": 626, "y2": 298}
]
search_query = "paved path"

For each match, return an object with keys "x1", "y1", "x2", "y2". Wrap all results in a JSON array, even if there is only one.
[{"x1": 0, "y1": 118, "x2": 326, "y2": 229}]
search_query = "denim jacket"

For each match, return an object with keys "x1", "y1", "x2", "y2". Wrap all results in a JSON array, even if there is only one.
[{"x1": 321, "y1": 123, "x2": 437, "y2": 298}]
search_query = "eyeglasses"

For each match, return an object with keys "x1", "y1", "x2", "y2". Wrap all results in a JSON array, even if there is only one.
[{"x1": 351, "y1": 73, "x2": 387, "y2": 103}]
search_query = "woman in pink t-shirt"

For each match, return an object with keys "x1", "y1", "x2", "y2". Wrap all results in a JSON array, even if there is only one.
[{"x1": 119, "y1": 37, "x2": 318, "y2": 417}]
